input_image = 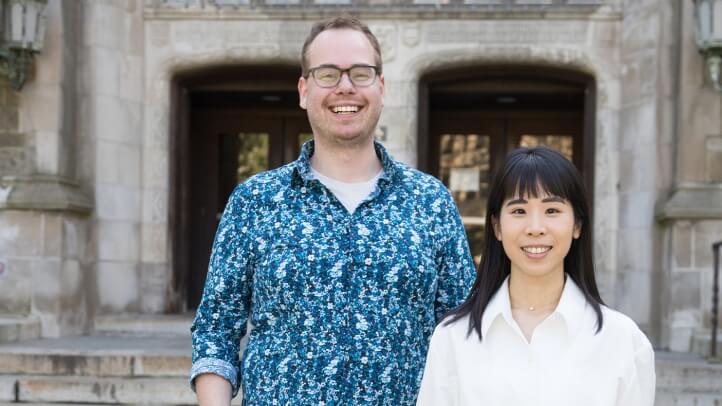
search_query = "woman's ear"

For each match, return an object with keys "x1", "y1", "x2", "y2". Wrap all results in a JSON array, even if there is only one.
[
  {"x1": 573, "y1": 222, "x2": 582, "y2": 239},
  {"x1": 492, "y1": 216, "x2": 502, "y2": 241}
]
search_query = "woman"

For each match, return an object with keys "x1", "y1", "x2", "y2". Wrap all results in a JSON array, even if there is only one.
[{"x1": 417, "y1": 147, "x2": 655, "y2": 406}]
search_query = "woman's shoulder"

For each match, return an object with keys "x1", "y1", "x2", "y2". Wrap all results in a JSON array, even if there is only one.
[
  {"x1": 434, "y1": 313, "x2": 475, "y2": 341},
  {"x1": 599, "y1": 306, "x2": 653, "y2": 352}
]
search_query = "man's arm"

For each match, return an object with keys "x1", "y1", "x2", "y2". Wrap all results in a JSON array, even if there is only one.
[
  {"x1": 195, "y1": 373, "x2": 233, "y2": 406},
  {"x1": 434, "y1": 191, "x2": 476, "y2": 321},
  {"x1": 190, "y1": 185, "x2": 255, "y2": 399}
]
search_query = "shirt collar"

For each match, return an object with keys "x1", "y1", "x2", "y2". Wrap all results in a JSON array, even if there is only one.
[
  {"x1": 291, "y1": 139, "x2": 400, "y2": 187},
  {"x1": 480, "y1": 274, "x2": 589, "y2": 340}
]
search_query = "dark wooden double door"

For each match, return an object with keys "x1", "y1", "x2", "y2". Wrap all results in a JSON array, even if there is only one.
[
  {"x1": 184, "y1": 109, "x2": 312, "y2": 309},
  {"x1": 429, "y1": 111, "x2": 584, "y2": 264}
]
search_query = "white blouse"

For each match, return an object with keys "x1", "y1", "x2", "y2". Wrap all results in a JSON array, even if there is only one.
[{"x1": 417, "y1": 277, "x2": 656, "y2": 406}]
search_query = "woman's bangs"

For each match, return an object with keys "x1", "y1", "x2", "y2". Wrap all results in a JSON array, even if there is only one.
[{"x1": 501, "y1": 154, "x2": 571, "y2": 202}]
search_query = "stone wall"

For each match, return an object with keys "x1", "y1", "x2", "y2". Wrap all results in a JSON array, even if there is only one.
[
  {"x1": 77, "y1": 0, "x2": 147, "y2": 315},
  {"x1": 0, "y1": 0, "x2": 92, "y2": 337},
  {"x1": 656, "y1": 1, "x2": 722, "y2": 354}
]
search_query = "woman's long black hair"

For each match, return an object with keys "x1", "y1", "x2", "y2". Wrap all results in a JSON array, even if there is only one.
[{"x1": 445, "y1": 146, "x2": 605, "y2": 340}]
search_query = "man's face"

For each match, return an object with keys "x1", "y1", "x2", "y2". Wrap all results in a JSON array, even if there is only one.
[{"x1": 298, "y1": 28, "x2": 385, "y2": 148}]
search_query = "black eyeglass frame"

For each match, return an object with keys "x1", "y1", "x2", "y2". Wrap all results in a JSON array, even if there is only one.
[{"x1": 304, "y1": 64, "x2": 382, "y2": 88}]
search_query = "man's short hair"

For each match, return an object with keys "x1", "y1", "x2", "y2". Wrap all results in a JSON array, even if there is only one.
[{"x1": 300, "y1": 16, "x2": 383, "y2": 77}]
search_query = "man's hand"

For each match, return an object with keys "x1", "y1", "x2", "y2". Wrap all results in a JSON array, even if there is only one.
[{"x1": 195, "y1": 373, "x2": 232, "y2": 406}]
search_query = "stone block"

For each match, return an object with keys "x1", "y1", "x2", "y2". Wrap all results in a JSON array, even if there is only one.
[
  {"x1": 620, "y1": 51, "x2": 657, "y2": 104},
  {"x1": 0, "y1": 353, "x2": 133, "y2": 377},
  {"x1": 672, "y1": 221, "x2": 692, "y2": 269},
  {"x1": 140, "y1": 263, "x2": 169, "y2": 313},
  {"x1": 95, "y1": 184, "x2": 141, "y2": 222},
  {"x1": 668, "y1": 309, "x2": 699, "y2": 352},
  {"x1": 0, "y1": 259, "x2": 32, "y2": 314},
  {"x1": 622, "y1": 9, "x2": 659, "y2": 55},
  {"x1": 0, "y1": 108, "x2": 19, "y2": 131},
  {"x1": 614, "y1": 269, "x2": 651, "y2": 325},
  {"x1": 669, "y1": 271, "x2": 701, "y2": 312},
  {"x1": 0, "y1": 317, "x2": 40, "y2": 343},
  {"x1": 0, "y1": 376, "x2": 15, "y2": 401},
  {"x1": 30, "y1": 258, "x2": 63, "y2": 314},
  {"x1": 96, "y1": 261, "x2": 139, "y2": 312},
  {"x1": 140, "y1": 223, "x2": 168, "y2": 263},
  {"x1": 95, "y1": 96, "x2": 142, "y2": 145},
  {"x1": 42, "y1": 213, "x2": 62, "y2": 257},
  {"x1": 96, "y1": 220, "x2": 140, "y2": 262},
  {"x1": 141, "y1": 188, "x2": 167, "y2": 224},
  {"x1": 705, "y1": 135, "x2": 722, "y2": 182},
  {"x1": 618, "y1": 190, "x2": 656, "y2": 228},
  {"x1": 135, "y1": 354, "x2": 191, "y2": 376},
  {"x1": 96, "y1": 140, "x2": 141, "y2": 187},
  {"x1": 19, "y1": 86, "x2": 61, "y2": 132},
  {"x1": 0, "y1": 146, "x2": 34, "y2": 175},
  {"x1": 119, "y1": 55, "x2": 144, "y2": 102},
  {"x1": 89, "y1": 47, "x2": 121, "y2": 97},
  {"x1": 16, "y1": 376, "x2": 196, "y2": 404},
  {"x1": 83, "y1": 2, "x2": 125, "y2": 49},
  {"x1": 693, "y1": 228, "x2": 722, "y2": 269},
  {"x1": 619, "y1": 100, "x2": 655, "y2": 150},
  {"x1": 617, "y1": 227, "x2": 653, "y2": 271},
  {"x1": 62, "y1": 217, "x2": 86, "y2": 259},
  {"x1": 142, "y1": 149, "x2": 169, "y2": 189}
]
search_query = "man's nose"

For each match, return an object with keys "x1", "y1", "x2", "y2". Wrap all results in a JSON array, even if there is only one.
[{"x1": 334, "y1": 72, "x2": 356, "y2": 93}]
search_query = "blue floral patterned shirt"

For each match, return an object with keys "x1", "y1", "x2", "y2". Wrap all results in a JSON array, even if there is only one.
[{"x1": 190, "y1": 141, "x2": 475, "y2": 405}]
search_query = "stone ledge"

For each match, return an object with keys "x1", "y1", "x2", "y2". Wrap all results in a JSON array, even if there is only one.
[
  {"x1": 144, "y1": 4, "x2": 621, "y2": 21},
  {"x1": 0, "y1": 176, "x2": 92, "y2": 214},
  {"x1": 0, "y1": 316, "x2": 41, "y2": 343},
  {"x1": 656, "y1": 183, "x2": 722, "y2": 221}
]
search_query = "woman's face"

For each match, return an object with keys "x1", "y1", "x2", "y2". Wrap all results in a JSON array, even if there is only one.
[{"x1": 495, "y1": 192, "x2": 580, "y2": 280}]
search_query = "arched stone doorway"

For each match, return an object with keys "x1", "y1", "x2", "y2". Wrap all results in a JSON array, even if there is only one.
[
  {"x1": 418, "y1": 66, "x2": 596, "y2": 263},
  {"x1": 170, "y1": 65, "x2": 311, "y2": 311}
]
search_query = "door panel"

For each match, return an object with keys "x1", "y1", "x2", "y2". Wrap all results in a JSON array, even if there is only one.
[
  {"x1": 429, "y1": 112, "x2": 583, "y2": 265},
  {"x1": 187, "y1": 110, "x2": 311, "y2": 309}
]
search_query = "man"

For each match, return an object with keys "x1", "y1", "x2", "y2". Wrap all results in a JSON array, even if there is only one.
[{"x1": 190, "y1": 16, "x2": 475, "y2": 405}]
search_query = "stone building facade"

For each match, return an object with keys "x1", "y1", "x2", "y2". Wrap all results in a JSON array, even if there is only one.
[{"x1": 0, "y1": 0, "x2": 721, "y2": 359}]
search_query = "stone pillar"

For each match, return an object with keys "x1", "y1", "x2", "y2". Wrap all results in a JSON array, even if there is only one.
[
  {"x1": 656, "y1": 1, "x2": 722, "y2": 355},
  {"x1": 0, "y1": 0, "x2": 92, "y2": 339}
]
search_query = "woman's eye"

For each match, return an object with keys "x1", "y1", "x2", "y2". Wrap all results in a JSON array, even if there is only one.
[
  {"x1": 511, "y1": 208, "x2": 525, "y2": 215},
  {"x1": 546, "y1": 208, "x2": 561, "y2": 214}
]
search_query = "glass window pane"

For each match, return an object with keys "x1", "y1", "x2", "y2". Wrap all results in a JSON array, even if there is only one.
[
  {"x1": 438, "y1": 133, "x2": 491, "y2": 265},
  {"x1": 237, "y1": 133, "x2": 269, "y2": 183},
  {"x1": 298, "y1": 133, "x2": 314, "y2": 149},
  {"x1": 519, "y1": 134, "x2": 574, "y2": 161}
]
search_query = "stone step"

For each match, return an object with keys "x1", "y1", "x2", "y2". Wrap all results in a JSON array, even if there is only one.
[
  {"x1": 655, "y1": 351, "x2": 722, "y2": 404},
  {"x1": 0, "y1": 375, "x2": 243, "y2": 405},
  {"x1": 691, "y1": 330, "x2": 722, "y2": 359},
  {"x1": 0, "y1": 336, "x2": 191, "y2": 377},
  {"x1": 0, "y1": 317, "x2": 40, "y2": 343},
  {"x1": 93, "y1": 314, "x2": 194, "y2": 337},
  {"x1": 8, "y1": 375, "x2": 195, "y2": 404}
]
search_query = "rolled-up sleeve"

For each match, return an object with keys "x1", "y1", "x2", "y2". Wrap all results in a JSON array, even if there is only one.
[
  {"x1": 434, "y1": 190, "x2": 476, "y2": 322},
  {"x1": 190, "y1": 185, "x2": 255, "y2": 397}
]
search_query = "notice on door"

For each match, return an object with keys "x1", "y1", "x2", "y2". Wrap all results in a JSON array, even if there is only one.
[{"x1": 449, "y1": 168, "x2": 480, "y2": 192}]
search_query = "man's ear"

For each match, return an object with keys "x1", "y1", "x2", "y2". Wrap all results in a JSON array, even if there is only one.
[
  {"x1": 298, "y1": 76, "x2": 307, "y2": 110},
  {"x1": 492, "y1": 216, "x2": 501, "y2": 241}
]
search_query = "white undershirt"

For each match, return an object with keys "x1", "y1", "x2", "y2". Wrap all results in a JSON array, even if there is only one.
[
  {"x1": 310, "y1": 167, "x2": 383, "y2": 214},
  {"x1": 417, "y1": 276, "x2": 656, "y2": 406}
]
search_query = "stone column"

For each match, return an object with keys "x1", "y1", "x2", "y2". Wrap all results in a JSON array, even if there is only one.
[
  {"x1": 657, "y1": 0, "x2": 722, "y2": 354},
  {"x1": 0, "y1": 0, "x2": 92, "y2": 340}
]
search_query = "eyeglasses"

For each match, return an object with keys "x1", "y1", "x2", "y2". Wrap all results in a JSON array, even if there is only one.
[{"x1": 306, "y1": 64, "x2": 380, "y2": 88}]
